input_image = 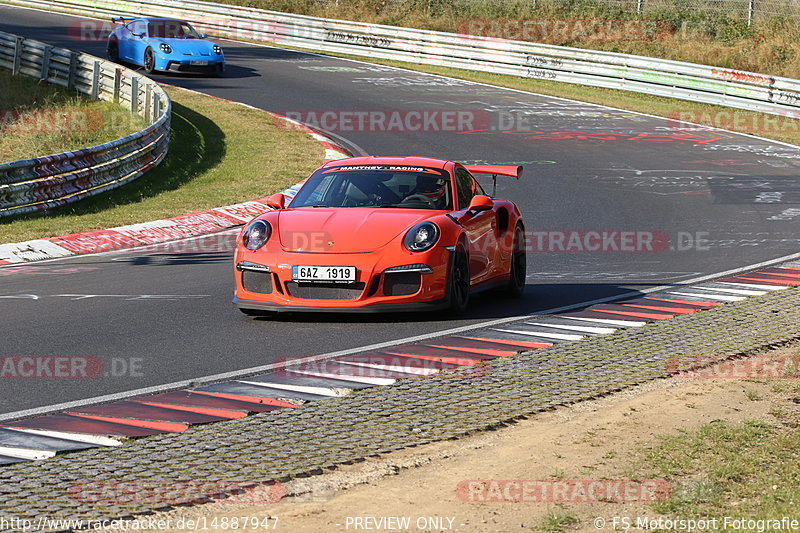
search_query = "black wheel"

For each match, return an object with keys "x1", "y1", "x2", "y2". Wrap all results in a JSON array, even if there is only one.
[
  {"x1": 504, "y1": 224, "x2": 526, "y2": 297},
  {"x1": 239, "y1": 308, "x2": 276, "y2": 319},
  {"x1": 448, "y1": 246, "x2": 470, "y2": 315},
  {"x1": 107, "y1": 41, "x2": 119, "y2": 63},
  {"x1": 143, "y1": 47, "x2": 155, "y2": 74}
]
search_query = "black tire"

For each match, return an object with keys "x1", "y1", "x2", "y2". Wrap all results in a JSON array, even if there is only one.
[
  {"x1": 143, "y1": 47, "x2": 155, "y2": 74},
  {"x1": 107, "y1": 41, "x2": 119, "y2": 63},
  {"x1": 504, "y1": 224, "x2": 526, "y2": 297},
  {"x1": 448, "y1": 246, "x2": 470, "y2": 315}
]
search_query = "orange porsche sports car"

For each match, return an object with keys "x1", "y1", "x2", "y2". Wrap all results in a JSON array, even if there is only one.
[{"x1": 233, "y1": 156, "x2": 526, "y2": 316}]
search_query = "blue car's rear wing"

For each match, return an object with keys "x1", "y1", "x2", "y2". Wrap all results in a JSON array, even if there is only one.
[{"x1": 111, "y1": 17, "x2": 137, "y2": 23}]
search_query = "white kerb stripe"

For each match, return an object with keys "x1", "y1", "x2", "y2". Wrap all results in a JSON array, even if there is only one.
[
  {"x1": 492, "y1": 328, "x2": 585, "y2": 341},
  {"x1": 2, "y1": 427, "x2": 121, "y2": 447},
  {"x1": 337, "y1": 360, "x2": 440, "y2": 376},
  {"x1": 0, "y1": 446, "x2": 55, "y2": 460},
  {"x1": 284, "y1": 369, "x2": 396, "y2": 386},
  {"x1": 695, "y1": 286, "x2": 769, "y2": 296},
  {"x1": 560, "y1": 316, "x2": 648, "y2": 327},
  {"x1": 669, "y1": 292, "x2": 745, "y2": 302},
  {"x1": 718, "y1": 282, "x2": 786, "y2": 291},
  {"x1": 524, "y1": 322, "x2": 617, "y2": 334},
  {"x1": 236, "y1": 380, "x2": 342, "y2": 397}
]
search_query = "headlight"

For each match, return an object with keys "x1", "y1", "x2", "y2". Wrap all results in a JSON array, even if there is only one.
[
  {"x1": 213, "y1": 44, "x2": 222, "y2": 55},
  {"x1": 242, "y1": 220, "x2": 271, "y2": 250},
  {"x1": 159, "y1": 43, "x2": 172, "y2": 54},
  {"x1": 403, "y1": 222, "x2": 440, "y2": 252}
]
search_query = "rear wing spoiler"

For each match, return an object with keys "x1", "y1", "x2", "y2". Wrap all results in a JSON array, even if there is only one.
[
  {"x1": 112, "y1": 17, "x2": 137, "y2": 23},
  {"x1": 464, "y1": 164, "x2": 523, "y2": 196}
]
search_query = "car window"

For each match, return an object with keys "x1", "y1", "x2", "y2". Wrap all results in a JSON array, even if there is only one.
[
  {"x1": 455, "y1": 167, "x2": 477, "y2": 209},
  {"x1": 473, "y1": 177, "x2": 487, "y2": 197},
  {"x1": 127, "y1": 21, "x2": 146, "y2": 36},
  {"x1": 290, "y1": 166, "x2": 452, "y2": 210},
  {"x1": 147, "y1": 20, "x2": 201, "y2": 39}
]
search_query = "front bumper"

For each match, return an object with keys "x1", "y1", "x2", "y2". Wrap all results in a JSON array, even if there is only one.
[
  {"x1": 233, "y1": 296, "x2": 448, "y2": 314},
  {"x1": 156, "y1": 55, "x2": 224, "y2": 73},
  {"x1": 233, "y1": 247, "x2": 452, "y2": 313}
]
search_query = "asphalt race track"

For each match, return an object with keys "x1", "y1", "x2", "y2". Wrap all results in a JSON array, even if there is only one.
[{"x1": 1, "y1": 5, "x2": 799, "y2": 417}]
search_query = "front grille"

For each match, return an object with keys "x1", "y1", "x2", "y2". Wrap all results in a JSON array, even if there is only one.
[
  {"x1": 286, "y1": 282, "x2": 365, "y2": 300},
  {"x1": 383, "y1": 272, "x2": 422, "y2": 296},
  {"x1": 242, "y1": 271, "x2": 272, "y2": 294}
]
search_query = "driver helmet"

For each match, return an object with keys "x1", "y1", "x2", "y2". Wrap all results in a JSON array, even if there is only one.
[{"x1": 413, "y1": 174, "x2": 447, "y2": 203}]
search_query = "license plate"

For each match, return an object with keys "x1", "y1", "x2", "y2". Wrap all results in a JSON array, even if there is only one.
[
  {"x1": 292, "y1": 265, "x2": 356, "y2": 283},
  {"x1": 190, "y1": 60, "x2": 208, "y2": 65}
]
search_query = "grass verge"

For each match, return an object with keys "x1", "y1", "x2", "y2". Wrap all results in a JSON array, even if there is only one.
[
  {"x1": 0, "y1": 85, "x2": 324, "y2": 243},
  {"x1": 624, "y1": 349, "x2": 800, "y2": 526},
  {"x1": 0, "y1": 69, "x2": 145, "y2": 162}
]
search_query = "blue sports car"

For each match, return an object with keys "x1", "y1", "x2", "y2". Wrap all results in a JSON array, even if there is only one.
[{"x1": 107, "y1": 17, "x2": 225, "y2": 75}]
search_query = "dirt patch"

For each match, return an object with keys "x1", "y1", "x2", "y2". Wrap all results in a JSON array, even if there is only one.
[{"x1": 140, "y1": 345, "x2": 800, "y2": 533}]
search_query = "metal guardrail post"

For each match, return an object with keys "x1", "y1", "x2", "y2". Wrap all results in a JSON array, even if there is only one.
[
  {"x1": 12, "y1": 36, "x2": 22, "y2": 75},
  {"x1": 67, "y1": 51, "x2": 78, "y2": 89},
  {"x1": 153, "y1": 92, "x2": 161, "y2": 120},
  {"x1": 113, "y1": 67, "x2": 121, "y2": 103},
  {"x1": 40, "y1": 45, "x2": 52, "y2": 80},
  {"x1": 91, "y1": 60, "x2": 100, "y2": 99},
  {"x1": 748, "y1": 0, "x2": 755, "y2": 26},
  {"x1": 130, "y1": 76, "x2": 139, "y2": 114},
  {"x1": 144, "y1": 84, "x2": 152, "y2": 122}
]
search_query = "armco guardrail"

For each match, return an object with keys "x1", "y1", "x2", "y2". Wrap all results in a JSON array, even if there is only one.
[
  {"x1": 0, "y1": 30, "x2": 169, "y2": 217},
  {"x1": 4, "y1": 0, "x2": 800, "y2": 119}
]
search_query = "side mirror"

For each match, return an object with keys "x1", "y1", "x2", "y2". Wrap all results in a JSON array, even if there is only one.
[
  {"x1": 468, "y1": 195, "x2": 493, "y2": 212},
  {"x1": 456, "y1": 195, "x2": 493, "y2": 224},
  {"x1": 199, "y1": 33, "x2": 207, "y2": 38},
  {"x1": 266, "y1": 192, "x2": 286, "y2": 210}
]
